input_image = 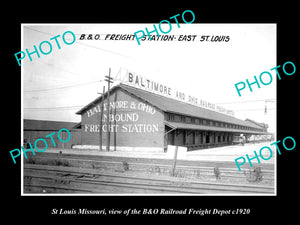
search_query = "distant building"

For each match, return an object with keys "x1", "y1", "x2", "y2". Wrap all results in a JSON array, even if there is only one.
[
  {"x1": 245, "y1": 119, "x2": 269, "y2": 133},
  {"x1": 23, "y1": 119, "x2": 81, "y2": 148}
]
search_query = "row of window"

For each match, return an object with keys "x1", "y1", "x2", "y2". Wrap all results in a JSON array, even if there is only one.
[
  {"x1": 166, "y1": 113, "x2": 264, "y2": 132},
  {"x1": 185, "y1": 132, "x2": 232, "y2": 145}
]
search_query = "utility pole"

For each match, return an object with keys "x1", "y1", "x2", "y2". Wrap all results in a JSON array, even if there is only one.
[
  {"x1": 264, "y1": 99, "x2": 275, "y2": 115},
  {"x1": 113, "y1": 92, "x2": 117, "y2": 151},
  {"x1": 105, "y1": 68, "x2": 113, "y2": 151},
  {"x1": 99, "y1": 86, "x2": 105, "y2": 151}
]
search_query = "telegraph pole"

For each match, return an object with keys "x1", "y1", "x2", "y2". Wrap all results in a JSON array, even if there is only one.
[
  {"x1": 105, "y1": 68, "x2": 113, "y2": 151},
  {"x1": 265, "y1": 99, "x2": 275, "y2": 115},
  {"x1": 99, "y1": 86, "x2": 105, "y2": 151}
]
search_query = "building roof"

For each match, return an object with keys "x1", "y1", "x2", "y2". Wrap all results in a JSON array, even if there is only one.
[
  {"x1": 24, "y1": 119, "x2": 80, "y2": 131},
  {"x1": 245, "y1": 118, "x2": 268, "y2": 128},
  {"x1": 76, "y1": 84, "x2": 265, "y2": 131}
]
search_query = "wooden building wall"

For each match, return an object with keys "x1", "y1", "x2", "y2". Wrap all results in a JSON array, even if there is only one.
[
  {"x1": 80, "y1": 88, "x2": 165, "y2": 149},
  {"x1": 165, "y1": 129, "x2": 235, "y2": 150}
]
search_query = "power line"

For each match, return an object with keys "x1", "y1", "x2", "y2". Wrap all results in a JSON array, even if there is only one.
[
  {"x1": 37, "y1": 60, "x2": 88, "y2": 78},
  {"x1": 76, "y1": 41, "x2": 129, "y2": 57},
  {"x1": 23, "y1": 26, "x2": 129, "y2": 58},
  {"x1": 234, "y1": 108, "x2": 275, "y2": 112},
  {"x1": 215, "y1": 99, "x2": 275, "y2": 105},
  {"x1": 24, "y1": 26, "x2": 55, "y2": 36},
  {"x1": 23, "y1": 104, "x2": 275, "y2": 112},
  {"x1": 24, "y1": 106, "x2": 84, "y2": 111},
  {"x1": 24, "y1": 80, "x2": 101, "y2": 93}
]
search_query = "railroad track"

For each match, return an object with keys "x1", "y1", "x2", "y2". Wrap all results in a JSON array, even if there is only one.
[
  {"x1": 26, "y1": 152, "x2": 275, "y2": 169},
  {"x1": 24, "y1": 153, "x2": 275, "y2": 182},
  {"x1": 23, "y1": 164, "x2": 275, "y2": 194}
]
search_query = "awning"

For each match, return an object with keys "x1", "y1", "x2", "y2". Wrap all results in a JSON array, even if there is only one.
[{"x1": 164, "y1": 121, "x2": 269, "y2": 135}]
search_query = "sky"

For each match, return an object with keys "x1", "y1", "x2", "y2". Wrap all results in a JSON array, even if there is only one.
[{"x1": 22, "y1": 23, "x2": 276, "y2": 133}]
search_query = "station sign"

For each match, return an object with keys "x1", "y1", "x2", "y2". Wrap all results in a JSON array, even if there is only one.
[
  {"x1": 120, "y1": 71, "x2": 235, "y2": 116},
  {"x1": 84, "y1": 99, "x2": 159, "y2": 134}
]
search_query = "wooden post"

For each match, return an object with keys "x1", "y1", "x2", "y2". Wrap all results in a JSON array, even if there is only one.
[
  {"x1": 105, "y1": 68, "x2": 113, "y2": 151},
  {"x1": 113, "y1": 91, "x2": 117, "y2": 151},
  {"x1": 171, "y1": 146, "x2": 179, "y2": 176},
  {"x1": 99, "y1": 86, "x2": 105, "y2": 151}
]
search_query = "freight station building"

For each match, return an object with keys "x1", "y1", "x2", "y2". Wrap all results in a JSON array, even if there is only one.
[{"x1": 76, "y1": 80, "x2": 269, "y2": 152}]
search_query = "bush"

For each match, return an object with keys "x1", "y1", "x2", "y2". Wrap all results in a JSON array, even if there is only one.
[
  {"x1": 27, "y1": 157, "x2": 36, "y2": 164},
  {"x1": 193, "y1": 169, "x2": 201, "y2": 178},
  {"x1": 214, "y1": 167, "x2": 221, "y2": 180},
  {"x1": 54, "y1": 159, "x2": 70, "y2": 167},
  {"x1": 122, "y1": 161, "x2": 129, "y2": 171},
  {"x1": 244, "y1": 166, "x2": 263, "y2": 182}
]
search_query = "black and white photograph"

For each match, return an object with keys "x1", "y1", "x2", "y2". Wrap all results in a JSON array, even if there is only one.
[{"x1": 21, "y1": 23, "x2": 276, "y2": 195}]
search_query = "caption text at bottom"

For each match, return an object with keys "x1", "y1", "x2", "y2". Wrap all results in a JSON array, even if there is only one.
[{"x1": 52, "y1": 208, "x2": 250, "y2": 216}]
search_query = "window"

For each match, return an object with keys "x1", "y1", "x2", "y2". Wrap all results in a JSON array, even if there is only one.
[
  {"x1": 181, "y1": 115, "x2": 186, "y2": 122},
  {"x1": 186, "y1": 117, "x2": 191, "y2": 123},
  {"x1": 191, "y1": 118, "x2": 195, "y2": 123},
  {"x1": 168, "y1": 113, "x2": 175, "y2": 121}
]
